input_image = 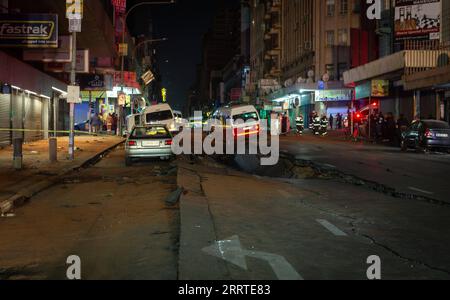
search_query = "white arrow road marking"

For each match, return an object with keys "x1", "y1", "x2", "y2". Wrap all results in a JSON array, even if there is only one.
[
  {"x1": 408, "y1": 187, "x2": 434, "y2": 195},
  {"x1": 202, "y1": 235, "x2": 303, "y2": 280},
  {"x1": 316, "y1": 219, "x2": 348, "y2": 237}
]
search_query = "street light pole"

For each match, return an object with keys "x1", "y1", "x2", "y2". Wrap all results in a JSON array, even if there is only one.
[{"x1": 119, "y1": 1, "x2": 175, "y2": 135}]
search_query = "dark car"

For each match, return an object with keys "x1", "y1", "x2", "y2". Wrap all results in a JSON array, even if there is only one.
[
  {"x1": 74, "y1": 120, "x2": 89, "y2": 131},
  {"x1": 401, "y1": 120, "x2": 450, "y2": 153}
]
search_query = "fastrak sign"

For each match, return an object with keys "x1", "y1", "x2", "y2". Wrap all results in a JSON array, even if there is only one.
[{"x1": 0, "y1": 14, "x2": 58, "y2": 48}]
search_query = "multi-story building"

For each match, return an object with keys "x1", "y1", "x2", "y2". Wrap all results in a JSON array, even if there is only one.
[{"x1": 344, "y1": 0, "x2": 450, "y2": 124}]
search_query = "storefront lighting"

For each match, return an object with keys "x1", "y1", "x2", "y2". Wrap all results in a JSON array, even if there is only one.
[
  {"x1": 25, "y1": 90, "x2": 38, "y2": 96},
  {"x1": 52, "y1": 86, "x2": 68, "y2": 96},
  {"x1": 11, "y1": 85, "x2": 22, "y2": 90},
  {"x1": 39, "y1": 94, "x2": 51, "y2": 100}
]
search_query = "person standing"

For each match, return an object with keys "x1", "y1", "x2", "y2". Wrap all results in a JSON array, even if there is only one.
[{"x1": 329, "y1": 114, "x2": 334, "y2": 130}]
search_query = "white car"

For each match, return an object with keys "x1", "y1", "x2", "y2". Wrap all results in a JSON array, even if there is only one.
[
  {"x1": 211, "y1": 104, "x2": 261, "y2": 138},
  {"x1": 142, "y1": 103, "x2": 178, "y2": 133},
  {"x1": 173, "y1": 110, "x2": 188, "y2": 131}
]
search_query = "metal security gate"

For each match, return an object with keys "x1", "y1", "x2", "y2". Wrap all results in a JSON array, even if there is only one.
[
  {"x1": 0, "y1": 94, "x2": 11, "y2": 146},
  {"x1": 24, "y1": 94, "x2": 43, "y2": 142}
]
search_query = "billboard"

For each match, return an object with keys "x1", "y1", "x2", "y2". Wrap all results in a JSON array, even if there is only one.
[
  {"x1": 0, "y1": 14, "x2": 58, "y2": 48},
  {"x1": 23, "y1": 35, "x2": 72, "y2": 62},
  {"x1": 394, "y1": 0, "x2": 441, "y2": 42}
]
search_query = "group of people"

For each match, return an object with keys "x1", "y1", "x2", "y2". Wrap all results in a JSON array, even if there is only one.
[
  {"x1": 89, "y1": 113, "x2": 119, "y2": 134},
  {"x1": 366, "y1": 112, "x2": 409, "y2": 145},
  {"x1": 329, "y1": 113, "x2": 345, "y2": 130}
]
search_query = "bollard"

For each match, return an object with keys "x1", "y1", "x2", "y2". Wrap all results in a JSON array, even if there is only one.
[
  {"x1": 49, "y1": 137, "x2": 57, "y2": 163},
  {"x1": 13, "y1": 138, "x2": 23, "y2": 170}
]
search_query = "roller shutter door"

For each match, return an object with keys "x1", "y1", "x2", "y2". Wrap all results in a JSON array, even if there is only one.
[
  {"x1": 24, "y1": 95, "x2": 43, "y2": 142},
  {"x1": 0, "y1": 94, "x2": 11, "y2": 146}
]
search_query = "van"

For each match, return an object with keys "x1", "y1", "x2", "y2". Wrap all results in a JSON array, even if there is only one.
[
  {"x1": 173, "y1": 110, "x2": 188, "y2": 131},
  {"x1": 142, "y1": 103, "x2": 177, "y2": 133},
  {"x1": 125, "y1": 114, "x2": 142, "y2": 136},
  {"x1": 211, "y1": 104, "x2": 261, "y2": 138}
]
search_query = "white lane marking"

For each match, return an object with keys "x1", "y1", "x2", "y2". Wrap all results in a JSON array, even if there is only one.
[
  {"x1": 316, "y1": 219, "x2": 348, "y2": 237},
  {"x1": 408, "y1": 187, "x2": 434, "y2": 195},
  {"x1": 278, "y1": 190, "x2": 292, "y2": 198},
  {"x1": 322, "y1": 163, "x2": 337, "y2": 169},
  {"x1": 202, "y1": 235, "x2": 303, "y2": 280}
]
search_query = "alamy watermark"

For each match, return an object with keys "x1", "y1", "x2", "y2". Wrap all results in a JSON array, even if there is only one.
[
  {"x1": 366, "y1": 0, "x2": 382, "y2": 20},
  {"x1": 172, "y1": 111, "x2": 280, "y2": 166}
]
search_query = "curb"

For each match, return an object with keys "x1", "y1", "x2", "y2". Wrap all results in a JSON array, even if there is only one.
[
  {"x1": 0, "y1": 139, "x2": 125, "y2": 215},
  {"x1": 177, "y1": 164, "x2": 230, "y2": 280}
]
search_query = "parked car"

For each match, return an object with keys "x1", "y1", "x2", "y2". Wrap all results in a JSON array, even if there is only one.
[
  {"x1": 125, "y1": 125, "x2": 174, "y2": 166},
  {"x1": 142, "y1": 103, "x2": 177, "y2": 133},
  {"x1": 401, "y1": 120, "x2": 450, "y2": 153},
  {"x1": 74, "y1": 120, "x2": 89, "y2": 131}
]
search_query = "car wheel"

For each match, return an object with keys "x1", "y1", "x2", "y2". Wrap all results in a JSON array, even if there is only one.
[{"x1": 125, "y1": 157, "x2": 133, "y2": 166}]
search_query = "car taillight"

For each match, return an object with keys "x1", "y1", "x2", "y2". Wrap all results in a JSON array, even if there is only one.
[
  {"x1": 233, "y1": 128, "x2": 238, "y2": 137},
  {"x1": 165, "y1": 140, "x2": 173, "y2": 146},
  {"x1": 425, "y1": 130, "x2": 433, "y2": 138},
  {"x1": 256, "y1": 124, "x2": 260, "y2": 132},
  {"x1": 128, "y1": 141, "x2": 137, "y2": 146}
]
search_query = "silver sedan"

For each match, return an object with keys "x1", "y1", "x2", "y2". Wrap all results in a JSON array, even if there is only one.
[{"x1": 125, "y1": 125, "x2": 174, "y2": 166}]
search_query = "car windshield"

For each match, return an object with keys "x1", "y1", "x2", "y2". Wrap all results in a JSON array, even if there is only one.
[
  {"x1": 424, "y1": 121, "x2": 450, "y2": 129},
  {"x1": 131, "y1": 127, "x2": 171, "y2": 139},
  {"x1": 146, "y1": 110, "x2": 173, "y2": 122},
  {"x1": 232, "y1": 112, "x2": 259, "y2": 123}
]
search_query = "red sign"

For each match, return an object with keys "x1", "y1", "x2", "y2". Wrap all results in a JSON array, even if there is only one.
[
  {"x1": 113, "y1": 71, "x2": 140, "y2": 89},
  {"x1": 111, "y1": 0, "x2": 126, "y2": 13}
]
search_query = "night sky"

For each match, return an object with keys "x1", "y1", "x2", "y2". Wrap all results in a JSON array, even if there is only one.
[{"x1": 128, "y1": 0, "x2": 237, "y2": 112}]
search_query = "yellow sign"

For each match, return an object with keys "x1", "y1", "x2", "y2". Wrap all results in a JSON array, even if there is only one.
[
  {"x1": 66, "y1": 0, "x2": 83, "y2": 19},
  {"x1": 162, "y1": 88, "x2": 167, "y2": 102},
  {"x1": 118, "y1": 43, "x2": 128, "y2": 56},
  {"x1": 371, "y1": 80, "x2": 389, "y2": 97}
]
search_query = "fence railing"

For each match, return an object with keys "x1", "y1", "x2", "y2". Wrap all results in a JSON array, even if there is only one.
[{"x1": 404, "y1": 40, "x2": 450, "y2": 76}]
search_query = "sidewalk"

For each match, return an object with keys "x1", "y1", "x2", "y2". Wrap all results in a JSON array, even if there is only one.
[{"x1": 0, "y1": 135, "x2": 124, "y2": 214}]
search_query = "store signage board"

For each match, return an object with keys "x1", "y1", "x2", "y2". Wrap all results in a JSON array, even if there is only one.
[
  {"x1": 67, "y1": 85, "x2": 81, "y2": 103},
  {"x1": 315, "y1": 89, "x2": 353, "y2": 102},
  {"x1": 79, "y1": 74, "x2": 106, "y2": 91},
  {"x1": 0, "y1": 14, "x2": 58, "y2": 48},
  {"x1": 44, "y1": 49, "x2": 89, "y2": 73},
  {"x1": 23, "y1": 35, "x2": 72, "y2": 62},
  {"x1": 371, "y1": 80, "x2": 389, "y2": 97}
]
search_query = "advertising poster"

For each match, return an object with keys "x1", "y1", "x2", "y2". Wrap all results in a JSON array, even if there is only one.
[{"x1": 394, "y1": 0, "x2": 441, "y2": 42}]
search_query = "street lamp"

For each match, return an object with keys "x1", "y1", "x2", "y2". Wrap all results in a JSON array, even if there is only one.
[{"x1": 119, "y1": 0, "x2": 175, "y2": 135}]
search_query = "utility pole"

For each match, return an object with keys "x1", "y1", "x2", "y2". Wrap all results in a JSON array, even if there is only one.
[
  {"x1": 66, "y1": 0, "x2": 83, "y2": 160},
  {"x1": 68, "y1": 31, "x2": 77, "y2": 160}
]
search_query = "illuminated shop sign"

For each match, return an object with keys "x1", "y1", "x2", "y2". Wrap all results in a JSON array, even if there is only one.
[
  {"x1": 315, "y1": 89, "x2": 353, "y2": 102},
  {"x1": 0, "y1": 14, "x2": 58, "y2": 48}
]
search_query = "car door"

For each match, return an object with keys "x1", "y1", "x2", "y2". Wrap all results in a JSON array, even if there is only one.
[{"x1": 405, "y1": 122, "x2": 419, "y2": 147}]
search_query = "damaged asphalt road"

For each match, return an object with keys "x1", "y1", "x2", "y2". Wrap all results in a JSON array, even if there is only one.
[{"x1": 0, "y1": 146, "x2": 179, "y2": 280}]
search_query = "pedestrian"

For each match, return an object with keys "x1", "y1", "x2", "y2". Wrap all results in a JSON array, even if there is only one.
[
  {"x1": 396, "y1": 114, "x2": 409, "y2": 145},
  {"x1": 90, "y1": 113, "x2": 101, "y2": 133},
  {"x1": 336, "y1": 113, "x2": 342, "y2": 129},
  {"x1": 329, "y1": 114, "x2": 334, "y2": 130},
  {"x1": 385, "y1": 112, "x2": 396, "y2": 145},
  {"x1": 106, "y1": 113, "x2": 113, "y2": 134},
  {"x1": 112, "y1": 113, "x2": 118, "y2": 134}
]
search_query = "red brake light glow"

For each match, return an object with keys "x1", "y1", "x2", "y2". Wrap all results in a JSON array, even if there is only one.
[
  {"x1": 165, "y1": 140, "x2": 173, "y2": 146},
  {"x1": 425, "y1": 130, "x2": 433, "y2": 138},
  {"x1": 128, "y1": 141, "x2": 137, "y2": 146}
]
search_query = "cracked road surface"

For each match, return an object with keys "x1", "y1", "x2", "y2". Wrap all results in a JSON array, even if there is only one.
[
  {"x1": 0, "y1": 146, "x2": 179, "y2": 280},
  {"x1": 280, "y1": 135, "x2": 450, "y2": 204},
  {"x1": 180, "y1": 158, "x2": 450, "y2": 280}
]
